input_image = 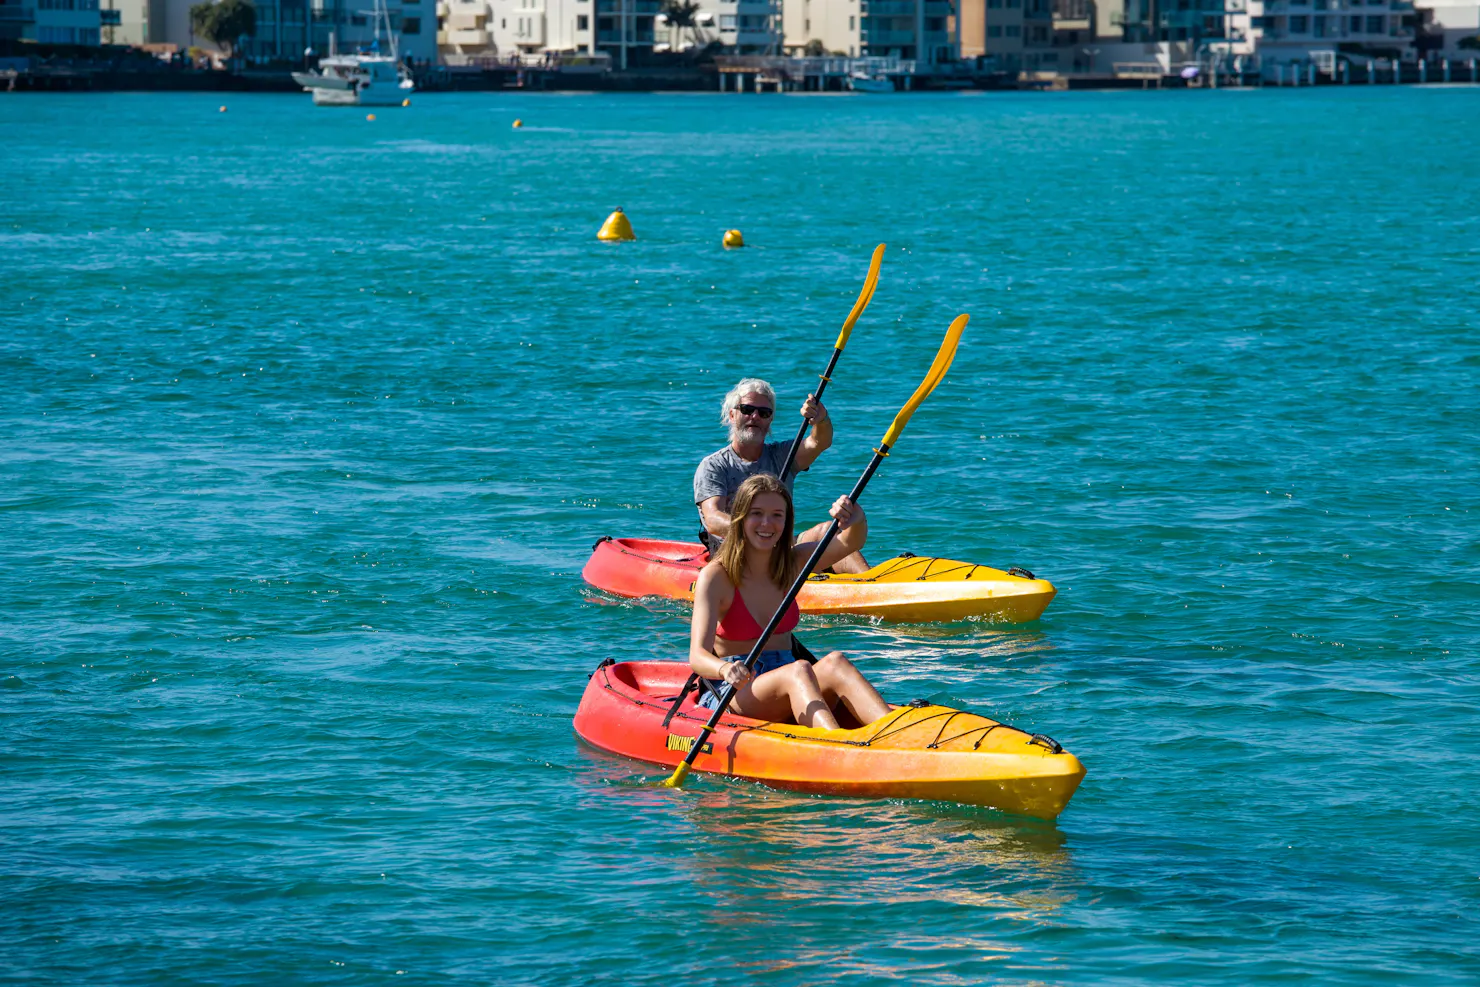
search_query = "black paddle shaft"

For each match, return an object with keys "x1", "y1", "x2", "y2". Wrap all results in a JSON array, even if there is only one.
[
  {"x1": 778, "y1": 346, "x2": 844, "y2": 484},
  {"x1": 674, "y1": 445, "x2": 890, "y2": 774}
]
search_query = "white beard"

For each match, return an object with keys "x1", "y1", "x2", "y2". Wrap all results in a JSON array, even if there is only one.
[{"x1": 731, "y1": 423, "x2": 768, "y2": 446}]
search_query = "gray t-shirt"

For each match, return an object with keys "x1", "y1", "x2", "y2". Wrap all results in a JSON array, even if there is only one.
[{"x1": 693, "y1": 441, "x2": 803, "y2": 509}]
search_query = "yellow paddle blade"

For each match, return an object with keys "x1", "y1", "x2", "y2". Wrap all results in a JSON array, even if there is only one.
[
  {"x1": 834, "y1": 243, "x2": 887, "y2": 351},
  {"x1": 661, "y1": 762, "x2": 692, "y2": 788},
  {"x1": 879, "y1": 314, "x2": 969, "y2": 450}
]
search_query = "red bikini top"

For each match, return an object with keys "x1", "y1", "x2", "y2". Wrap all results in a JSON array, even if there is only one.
[{"x1": 716, "y1": 588, "x2": 799, "y2": 642}]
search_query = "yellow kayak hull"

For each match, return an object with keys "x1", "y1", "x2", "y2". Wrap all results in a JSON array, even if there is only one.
[{"x1": 584, "y1": 538, "x2": 1056, "y2": 624}]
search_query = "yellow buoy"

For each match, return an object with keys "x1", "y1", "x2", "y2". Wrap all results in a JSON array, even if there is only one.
[
  {"x1": 402, "y1": 98, "x2": 411, "y2": 107},
  {"x1": 512, "y1": 118, "x2": 523, "y2": 129},
  {"x1": 597, "y1": 208, "x2": 636, "y2": 242},
  {"x1": 722, "y1": 229, "x2": 745, "y2": 249},
  {"x1": 366, "y1": 113, "x2": 376, "y2": 121},
  {"x1": 218, "y1": 105, "x2": 227, "y2": 113}
]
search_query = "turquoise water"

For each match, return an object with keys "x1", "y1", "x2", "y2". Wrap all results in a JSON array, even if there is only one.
[{"x1": 3, "y1": 88, "x2": 1478, "y2": 984}]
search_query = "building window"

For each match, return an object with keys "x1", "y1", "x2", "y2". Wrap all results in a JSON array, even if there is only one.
[
  {"x1": 719, "y1": 13, "x2": 735, "y2": 27},
  {"x1": 988, "y1": 0, "x2": 1001, "y2": 6},
  {"x1": 987, "y1": 23, "x2": 1001, "y2": 35},
  {"x1": 1349, "y1": 14, "x2": 1360, "y2": 30},
  {"x1": 848, "y1": 14, "x2": 854, "y2": 27},
  {"x1": 1366, "y1": 14, "x2": 1382, "y2": 31},
  {"x1": 1006, "y1": 0, "x2": 1020, "y2": 8},
  {"x1": 1005, "y1": 23, "x2": 1019, "y2": 34},
  {"x1": 577, "y1": 13, "x2": 588, "y2": 28},
  {"x1": 1313, "y1": 15, "x2": 1325, "y2": 34},
  {"x1": 925, "y1": 16, "x2": 943, "y2": 29},
  {"x1": 402, "y1": 15, "x2": 420, "y2": 32},
  {"x1": 1290, "y1": 14, "x2": 1307, "y2": 30}
]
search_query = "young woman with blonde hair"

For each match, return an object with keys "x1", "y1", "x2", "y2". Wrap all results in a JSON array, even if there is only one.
[{"x1": 689, "y1": 473, "x2": 891, "y2": 729}]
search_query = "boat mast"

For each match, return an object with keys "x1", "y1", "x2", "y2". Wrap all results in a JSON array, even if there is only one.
[{"x1": 366, "y1": 0, "x2": 399, "y2": 60}]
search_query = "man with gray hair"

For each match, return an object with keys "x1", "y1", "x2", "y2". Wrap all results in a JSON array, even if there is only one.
[{"x1": 693, "y1": 377, "x2": 868, "y2": 574}]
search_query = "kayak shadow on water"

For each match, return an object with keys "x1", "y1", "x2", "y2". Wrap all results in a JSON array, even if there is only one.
[
  {"x1": 574, "y1": 747, "x2": 1077, "y2": 910},
  {"x1": 672, "y1": 786, "x2": 1079, "y2": 920}
]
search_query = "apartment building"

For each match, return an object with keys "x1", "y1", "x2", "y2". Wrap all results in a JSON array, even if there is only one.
[
  {"x1": 699, "y1": 0, "x2": 782, "y2": 52},
  {"x1": 784, "y1": 0, "x2": 954, "y2": 62},
  {"x1": 958, "y1": 0, "x2": 1026, "y2": 68},
  {"x1": 234, "y1": 0, "x2": 436, "y2": 60},
  {"x1": 438, "y1": 0, "x2": 765, "y2": 63},
  {"x1": 782, "y1": 0, "x2": 860, "y2": 54},
  {"x1": 1416, "y1": 0, "x2": 1478, "y2": 56},
  {"x1": 0, "y1": 0, "x2": 102, "y2": 44},
  {"x1": 1226, "y1": 0, "x2": 1416, "y2": 65}
]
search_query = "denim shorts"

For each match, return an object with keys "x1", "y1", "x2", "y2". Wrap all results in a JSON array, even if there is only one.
[{"x1": 697, "y1": 649, "x2": 797, "y2": 710}]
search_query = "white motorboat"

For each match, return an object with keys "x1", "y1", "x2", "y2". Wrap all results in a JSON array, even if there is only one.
[
  {"x1": 292, "y1": 54, "x2": 414, "y2": 106},
  {"x1": 291, "y1": 0, "x2": 414, "y2": 106},
  {"x1": 848, "y1": 72, "x2": 895, "y2": 93}
]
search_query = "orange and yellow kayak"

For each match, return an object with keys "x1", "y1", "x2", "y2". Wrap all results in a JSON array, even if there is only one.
[
  {"x1": 582, "y1": 537, "x2": 1056, "y2": 624},
  {"x1": 574, "y1": 660, "x2": 1085, "y2": 820}
]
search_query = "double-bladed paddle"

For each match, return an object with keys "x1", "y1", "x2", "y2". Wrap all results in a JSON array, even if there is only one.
[
  {"x1": 777, "y1": 242, "x2": 886, "y2": 484},
  {"x1": 663, "y1": 313, "x2": 970, "y2": 789}
]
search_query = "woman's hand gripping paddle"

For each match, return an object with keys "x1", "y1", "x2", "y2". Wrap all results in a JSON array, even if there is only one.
[
  {"x1": 778, "y1": 243, "x2": 886, "y2": 483},
  {"x1": 662, "y1": 313, "x2": 969, "y2": 789}
]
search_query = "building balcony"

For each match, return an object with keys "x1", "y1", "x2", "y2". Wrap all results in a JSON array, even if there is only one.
[
  {"x1": 444, "y1": 12, "x2": 484, "y2": 28},
  {"x1": 863, "y1": 0, "x2": 951, "y2": 14},
  {"x1": 0, "y1": 3, "x2": 35, "y2": 22},
  {"x1": 596, "y1": 28, "x2": 656, "y2": 41},
  {"x1": 444, "y1": 26, "x2": 489, "y2": 42},
  {"x1": 595, "y1": 0, "x2": 659, "y2": 12},
  {"x1": 863, "y1": 27, "x2": 918, "y2": 43}
]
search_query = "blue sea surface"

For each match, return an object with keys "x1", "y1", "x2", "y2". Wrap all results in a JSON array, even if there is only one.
[{"x1": 2, "y1": 88, "x2": 1478, "y2": 985}]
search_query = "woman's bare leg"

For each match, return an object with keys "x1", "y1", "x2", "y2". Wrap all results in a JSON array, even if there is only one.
[
  {"x1": 796, "y1": 521, "x2": 869, "y2": 574},
  {"x1": 813, "y1": 652, "x2": 891, "y2": 726},
  {"x1": 732, "y1": 661, "x2": 840, "y2": 729}
]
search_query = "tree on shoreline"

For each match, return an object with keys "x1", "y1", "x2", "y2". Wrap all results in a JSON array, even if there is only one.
[
  {"x1": 659, "y1": 0, "x2": 706, "y2": 51},
  {"x1": 190, "y1": 0, "x2": 257, "y2": 59}
]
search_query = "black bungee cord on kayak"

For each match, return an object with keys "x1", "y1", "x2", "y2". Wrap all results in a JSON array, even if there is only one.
[
  {"x1": 662, "y1": 314, "x2": 970, "y2": 790},
  {"x1": 594, "y1": 643, "x2": 1066, "y2": 754}
]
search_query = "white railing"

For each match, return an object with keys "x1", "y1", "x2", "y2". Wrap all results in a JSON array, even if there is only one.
[
  {"x1": 1113, "y1": 60, "x2": 1162, "y2": 77},
  {"x1": 715, "y1": 54, "x2": 917, "y2": 75}
]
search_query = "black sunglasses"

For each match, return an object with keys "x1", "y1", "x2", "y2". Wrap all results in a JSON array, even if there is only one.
[{"x1": 736, "y1": 403, "x2": 774, "y2": 419}]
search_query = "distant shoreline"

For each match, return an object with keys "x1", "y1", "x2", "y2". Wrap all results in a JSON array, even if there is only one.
[{"x1": 5, "y1": 52, "x2": 1478, "y2": 95}]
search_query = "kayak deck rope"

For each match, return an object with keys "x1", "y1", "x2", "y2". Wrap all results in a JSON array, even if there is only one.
[
  {"x1": 610, "y1": 540, "x2": 708, "y2": 566},
  {"x1": 597, "y1": 665, "x2": 1037, "y2": 750},
  {"x1": 809, "y1": 554, "x2": 996, "y2": 584}
]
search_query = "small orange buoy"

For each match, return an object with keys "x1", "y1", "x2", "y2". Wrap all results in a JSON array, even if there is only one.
[
  {"x1": 402, "y1": 98, "x2": 410, "y2": 107},
  {"x1": 722, "y1": 229, "x2": 745, "y2": 249},
  {"x1": 512, "y1": 118, "x2": 523, "y2": 129},
  {"x1": 366, "y1": 113, "x2": 377, "y2": 121},
  {"x1": 218, "y1": 105, "x2": 227, "y2": 112}
]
